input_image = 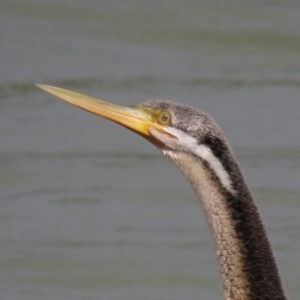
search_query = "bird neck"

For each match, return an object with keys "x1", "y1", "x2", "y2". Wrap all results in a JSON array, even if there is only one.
[{"x1": 162, "y1": 149, "x2": 286, "y2": 300}]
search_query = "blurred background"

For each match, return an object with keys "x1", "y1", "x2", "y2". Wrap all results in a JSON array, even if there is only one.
[{"x1": 1, "y1": 1, "x2": 300, "y2": 299}]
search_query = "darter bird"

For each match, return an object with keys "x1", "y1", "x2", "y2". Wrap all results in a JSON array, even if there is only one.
[{"x1": 37, "y1": 84, "x2": 286, "y2": 300}]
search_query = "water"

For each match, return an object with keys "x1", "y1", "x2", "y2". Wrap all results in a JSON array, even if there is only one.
[{"x1": 1, "y1": 1, "x2": 300, "y2": 299}]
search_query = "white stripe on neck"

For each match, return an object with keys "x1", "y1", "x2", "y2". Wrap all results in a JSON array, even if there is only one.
[
  {"x1": 151, "y1": 127, "x2": 236, "y2": 195},
  {"x1": 193, "y1": 144, "x2": 236, "y2": 195}
]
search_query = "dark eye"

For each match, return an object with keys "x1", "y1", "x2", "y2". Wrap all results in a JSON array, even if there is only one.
[{"x1": 156, "y1": 110, "x2": 171, "y2": 125}]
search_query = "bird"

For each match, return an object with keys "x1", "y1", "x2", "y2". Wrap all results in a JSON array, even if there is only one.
[{"x1": 36, "y1": 84, "x2": 286, "y2": 300}]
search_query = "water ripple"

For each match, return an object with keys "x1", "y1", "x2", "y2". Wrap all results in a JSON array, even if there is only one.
[{"x1": 3, "y1": 76, "x2": 300, "y2": 100}]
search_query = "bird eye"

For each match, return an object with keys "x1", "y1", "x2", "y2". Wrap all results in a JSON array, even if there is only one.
[{"x1": 156, "y1": 110, "x2": 171, "y2": 125}]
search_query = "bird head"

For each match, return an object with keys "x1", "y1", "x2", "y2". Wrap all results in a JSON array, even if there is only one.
[{"x1": 36, "y1": 85, "x2": 220, "y2": 156}]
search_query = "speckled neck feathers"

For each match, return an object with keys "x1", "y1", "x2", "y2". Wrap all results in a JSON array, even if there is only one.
[{"x1": 163, "y1": 149, "x2": 286, "y2": 300}]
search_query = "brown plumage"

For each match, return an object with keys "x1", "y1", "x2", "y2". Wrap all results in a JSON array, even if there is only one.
[{"x1": 37, "y1": 85, "x2": 287, "y2": 300}]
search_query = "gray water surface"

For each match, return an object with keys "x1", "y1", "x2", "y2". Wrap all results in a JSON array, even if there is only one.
[{"x1": 1, "y1": 1, "x2": 300, "y2": 299}]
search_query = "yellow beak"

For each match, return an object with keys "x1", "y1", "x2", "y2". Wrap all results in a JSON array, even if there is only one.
[{"x1": 36, "y1": 84, "x2": 172, "y2": 146}]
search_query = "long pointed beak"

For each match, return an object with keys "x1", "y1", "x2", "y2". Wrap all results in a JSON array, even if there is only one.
[{"x1": 36, "y1": 84, "x2": 172, "y2": 144}]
